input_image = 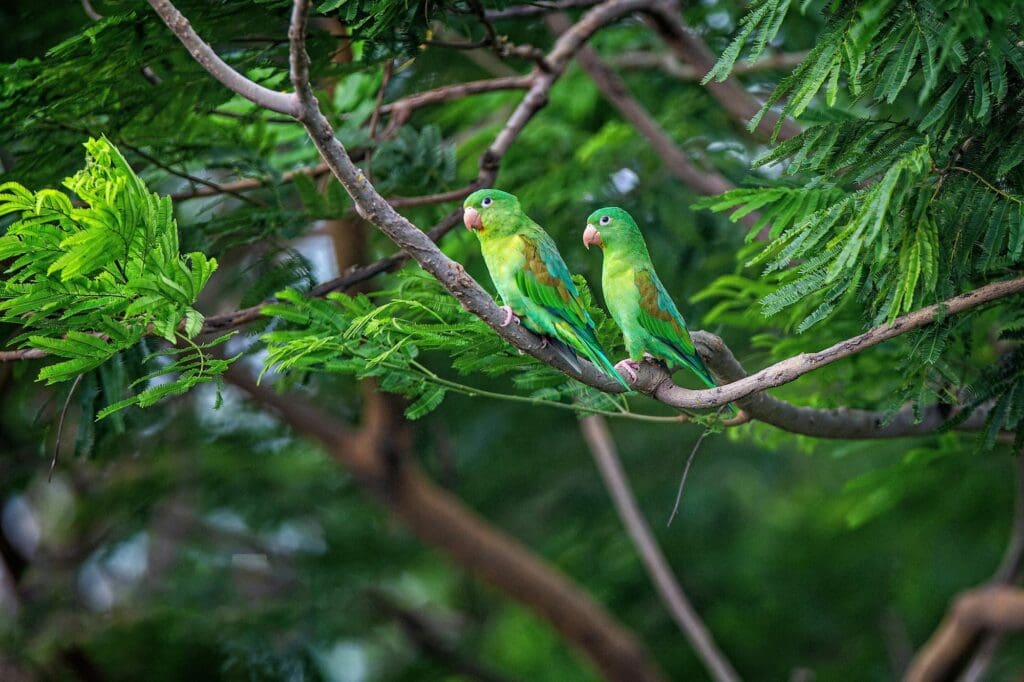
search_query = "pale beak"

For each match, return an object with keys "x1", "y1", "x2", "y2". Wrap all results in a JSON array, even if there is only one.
[
  {"x1": 583, "y1": 223, "x2": 604, "y2": 250},
  {"x1": 463, "y1": 206, "x2": 483, "y2": 231}
]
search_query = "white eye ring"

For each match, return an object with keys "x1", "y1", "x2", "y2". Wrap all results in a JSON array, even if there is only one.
[
  {"x1": 482, "y1": 197, "x2": 493, "y2": 207},
  {"x1": 599, "y1": 215, "x2": 611, "y2": 225}
]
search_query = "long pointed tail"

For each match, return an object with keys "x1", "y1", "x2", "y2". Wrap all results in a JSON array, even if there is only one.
[{"x1": 555, "y1": 321, "x2": 630, "y2": 390}]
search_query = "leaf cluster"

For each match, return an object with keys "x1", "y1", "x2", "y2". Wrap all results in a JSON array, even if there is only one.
[{"x1": 0, "y1": 137, "x2": 228, "y2": 413}]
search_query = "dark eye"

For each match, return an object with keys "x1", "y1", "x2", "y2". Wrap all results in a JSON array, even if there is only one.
[
  {"x1": 482, "y1": 197, "x2": 493, "y2": 207},
  {"x1": 599, "y1": 215, "x2": 611, "y2": 225}
]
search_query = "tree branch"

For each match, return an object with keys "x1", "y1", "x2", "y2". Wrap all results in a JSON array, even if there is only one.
[
  {"x1": 639, "y1": 276, "x2": 1024, "y2": 411},
  {"x1": 904, "y1": 586, "x2": 1024, "y2": 682},
  {"x1": 580, "y1": 416, "x2": 741, "y2": 682},
  {"x1": 380, "y1": 75, "x2": 534, "y2": 134},
  {"x1": 146, "y1": 0, "x2": 300, "y2": 116},
  {"x1": 905, "y1": 455, "x2": 1024, "y2": 681},
  {"x1": 642, "y1": 0, "x2": 802, "y2": 141},
  {"x1": 224, "y1": 362, "x2": 668, "y2": 682},
  {"x1": 168, "y1": 161, "x2": 331, "y2": 201}
]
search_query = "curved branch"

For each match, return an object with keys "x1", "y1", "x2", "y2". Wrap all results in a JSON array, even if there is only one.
[
  {"x1": 580, "y1": 416, "x2": 741, "y2": 682},
  {"x1": 904, "y1": 586, "x2": 1024, "y2": 682},
  {"x1": 380, "y1": 75, "x2": 534, "y2": 135},
  {"x1": 649, "y1": 276, "x2": 1024, "y2": 411},
  {"x1": 147, "y1": 0, "x2": 300, "y2": 116}
]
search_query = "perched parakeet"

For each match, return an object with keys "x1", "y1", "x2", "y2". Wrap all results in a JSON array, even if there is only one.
[
  {"x1": 462, "y1": 189, "x2": 628, "y2": 389},
  {"x1": 583, "y1": 207, "x2": 717, "y2": 389}
]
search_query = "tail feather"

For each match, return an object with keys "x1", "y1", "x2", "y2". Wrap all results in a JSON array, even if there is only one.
[
  {"x1": 546, "y1": 337, "x2": 583, "y2": 374},
  {"x1": 555, "y1": 321, "x2": 630, "y2": 390}
]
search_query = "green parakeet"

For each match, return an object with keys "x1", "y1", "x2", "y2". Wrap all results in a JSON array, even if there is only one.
[
  {"x1": 583, "y1": 206, "x2": 717, "y2": 389},
  {"x1": 462, "y1": 189, "x2": 628, "y2": 389}
]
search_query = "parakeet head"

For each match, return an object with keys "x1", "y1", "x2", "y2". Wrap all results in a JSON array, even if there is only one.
[
  {"x1": 583, "y1": 207, "x2": 646, "y2": 255},
  {"x1": 463, "y1": 189, "x2": 521, "y2": 236}
]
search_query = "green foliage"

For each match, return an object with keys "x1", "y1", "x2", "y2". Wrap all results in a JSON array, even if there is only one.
[
  {"x1": 0, "y1": 137, "x2": 228, "y2": 413},
  {"x1": 372, "y1": 125, "x2": 457, "y2": 195},
  {"x1": 694, "y1": 0, "x2": 1024, "y2": 442},
  {"x1": 260, "y1": 272, "x2": 630, "y2": 421},
  {"x1": 706, "y1": 1, "x2": 1024, "y2": 138}
]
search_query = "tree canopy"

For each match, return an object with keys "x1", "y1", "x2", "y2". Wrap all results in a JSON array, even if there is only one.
[{"x1": 1, "y1": 0, "x2": 1023, "y2": 680}]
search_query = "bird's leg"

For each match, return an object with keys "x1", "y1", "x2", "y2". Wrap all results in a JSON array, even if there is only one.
[
  {"x1": 614, "y1": 359, "x2": 640, "y2": 383},
  {"x1": 498, "y1": 305, "x2": 520, "y2": 327}
]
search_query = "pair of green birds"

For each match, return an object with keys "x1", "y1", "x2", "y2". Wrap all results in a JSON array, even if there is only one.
[{"x1": 462, "y1": 189, "x2": 716, "y2": 392}]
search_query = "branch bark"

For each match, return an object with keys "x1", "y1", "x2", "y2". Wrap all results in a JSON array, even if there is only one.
[
  {"x1": 147, "y1": 0, "x2": 300, "y2": 116},
  {"x1": 224, "y1": 363, "x2": 668, "y2": 682},
  {"x1": 580, "y1": 416, "x2": 741, "y2": 682}
]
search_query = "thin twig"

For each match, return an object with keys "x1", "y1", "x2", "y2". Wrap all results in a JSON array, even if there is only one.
[
  {"x1": 387, "y1": 183, "x2": 482, "y2": 208},
  {"x1": 124, "y1": 143, "x2": 268, "y2": 207},
  {"x1": 50, "y1": 373, "x2": 84, "y2": 481},
  {"x1": 365, "y1": 60, "x2": 394, "y2": 185},
  {"x1": 168, "y1": 160, "x2": 333, "y2": 201},
  {"x1": 667, "y1": 422, "x2": 711, "y2": 526},
  {"x1": 580, "y1": 415, "x2": 741, "y2": 682},
  {"x1": 487, "y1": 0, "x2": 603, "y2": 20}
]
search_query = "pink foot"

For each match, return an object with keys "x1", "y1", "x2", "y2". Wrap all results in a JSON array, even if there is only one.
[
  {"x1": 615, "y1": 359, "x2": 640, "y2": 383},
  {"x1": 498, "y1": 305, "x2": 520, "y2": 327}
]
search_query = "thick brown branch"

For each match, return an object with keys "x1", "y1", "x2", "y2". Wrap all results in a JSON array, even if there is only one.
[
  {"x1": 905, "y1": 456, "x2": 1024, "y2": 681},
  {"x1": 580, "y1": 416, "x2": 741, "y2": 682},
  {"x1": 225, "y1": 361, "x2": 668, "y2": 682},
  {"x1": 147, "y1": 0, "x2": 300, "y2": 116}
]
